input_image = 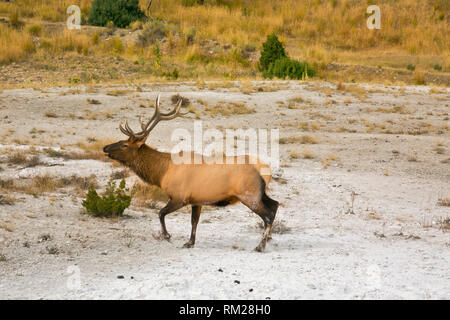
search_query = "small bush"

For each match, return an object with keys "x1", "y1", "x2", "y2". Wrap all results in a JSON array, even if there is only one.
[
  {"x1": 88, "y1": 0, "x2": 145, "y2": 28},
  {"x1": 433, "y1": 64, "x2": 442, "y2": 71},
  {"x1": 259, "y1": 33, "x2": 287, "y2": 72},
  {"x1": 82, "y1": 179, "x2": 132, "y2": 217},
  {"x1": 164, "y1": 68, "x2": 179, "y2": 80},
  {"x1": 137, "y1": 20, "x2": 170, "y2": 47},
  {"x1": 264, "y1": 57, "x2": 315, "y2": 80},
  {"x1": 171, "y1": 94, "x2": 190, "y2": 107},
  {"x1": 259, "y1": 33, "x2": 314, "y2": 79},
  {"x1": 27, "y1": 25, "x2": 42, "y2": 37},
  {"x1": 406, "y1": 64, "x2": 416, "y2": 71}
]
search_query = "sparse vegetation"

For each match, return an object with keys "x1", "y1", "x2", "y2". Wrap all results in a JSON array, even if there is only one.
[
  {"x1": 437, "y1": 198, "x2": 450, "y2": 207},
  {"x1": 279, "y1": 135, "x2": 318, "y2": 145},
  {"x1": 0, "y1": 1, "x2": 447, "y2": 84},
  {"x1": 171, "y1": 94, "x2": 190, "y2": 107},
  {"x1": 302, "y1": 148, "x2": 315, "y2": 159},
  {"x1": 204, "y1": 102, "x2": 255, "y2": 117},
  {"x1": 0, "y1": 194, "x2": 16, "y2": 205}
]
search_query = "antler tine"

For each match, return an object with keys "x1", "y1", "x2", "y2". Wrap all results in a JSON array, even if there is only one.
[
  {"x1": 124, "y1": 120, "x2": 135, "y2": 136},
  {"x1": 119, "y1": 121, "x2": 134, "y2": 137},
  {"x1": 138, "y1": 93, "x2": 161, "y2": 132}
]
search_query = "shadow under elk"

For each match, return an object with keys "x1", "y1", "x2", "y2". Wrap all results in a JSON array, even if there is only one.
[{"x1": 103, "y1": 94, "x2": 279, "y2": 251}]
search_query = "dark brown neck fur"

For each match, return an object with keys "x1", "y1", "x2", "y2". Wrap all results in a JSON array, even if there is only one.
[{"x1": 127, "y1": 145, "x2": 171, "y2": 187}]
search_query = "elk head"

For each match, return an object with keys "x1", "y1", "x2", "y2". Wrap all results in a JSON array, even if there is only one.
[{"x1": 103, "y1": 94, "x2": 185, "y2": 164}]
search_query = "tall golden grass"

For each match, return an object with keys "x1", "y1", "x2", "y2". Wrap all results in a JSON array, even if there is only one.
[
  {"x1": 153, "y1": 0, "x2": 448, "y2": 54},
  {"x1": 0, "y1": 24, "x2": 34, "y2": 63},
  {"x1": 0, "y1": 0, "x2": 448, "y2": 73}
]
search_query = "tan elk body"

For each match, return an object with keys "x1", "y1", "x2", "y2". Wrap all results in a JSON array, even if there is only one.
[{"x1": 104, "y1": 94, "x2": 278, "y2": 251}]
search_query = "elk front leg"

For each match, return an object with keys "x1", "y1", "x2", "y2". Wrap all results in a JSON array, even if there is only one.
[
  {"x1": 183, "y1": 205, "x2": 202, "y2": 248},
  {"x1": 157, "y1": 200, "x2": 184, "y2": 241}
]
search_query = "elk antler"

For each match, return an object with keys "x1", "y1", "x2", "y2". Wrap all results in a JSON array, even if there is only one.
[{"x1": 119, "y1": 93, "x2": 187, "y2": 141}]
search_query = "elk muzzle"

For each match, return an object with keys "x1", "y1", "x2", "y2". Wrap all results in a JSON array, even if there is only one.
[{"x1": 103, "y1": 141, "x2": 122, "y2": 159}]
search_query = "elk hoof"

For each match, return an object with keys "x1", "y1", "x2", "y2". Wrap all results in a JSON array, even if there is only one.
[
  {"x1": 183, "y1": 242, "x2": 195, "y2": 248},
  {"x1": 254, "y1": 244, "x2": 266, "y2": 252},
  {"x1": 152, "y1": 232, "x2": 171, "y2": 242}
]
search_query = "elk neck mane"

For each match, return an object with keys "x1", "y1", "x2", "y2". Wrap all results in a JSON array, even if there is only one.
[{"x1": 128, "y1": 144, "x2": 171, "y2": 187}]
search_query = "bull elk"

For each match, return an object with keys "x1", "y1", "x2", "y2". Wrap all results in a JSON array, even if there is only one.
[{"x1": 103, "y1": 94, "x2": 279, "y2": 252}]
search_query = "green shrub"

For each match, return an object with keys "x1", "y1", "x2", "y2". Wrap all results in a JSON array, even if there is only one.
[
  {"x1": 88, "y1": 0, "x2": 145, "y2": 28},
  {"x1": 264, "y1": 57, "x2": 315, "y2": 80},
  {"x1": 433, "y1": 64, "x2": 442, "y2": 71},
  {"x1": 82, "y1": 178, "x2": 132, "y2": 217},
  {"x1": 259, "y1": 33, "x2": 287, "y2": 72},
  {"x1": 28, "y1": 25, "x2": 42, "y2": 37},
  {"x1": 407, "y1": 64, "x2": 416, "y2": 71}
]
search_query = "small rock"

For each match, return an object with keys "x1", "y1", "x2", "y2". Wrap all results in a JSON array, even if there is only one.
[
  {"x1": 117, "y1": 275, "x2": 124, "y2": 279},
  {"x1": 234, "y1": 280, "x2": 240, "y2": 284},
  {"x1": 218, "y1": 268, "x2": 223, "y2": 272},
  {"x1": 38, "y1": 234, "x2": 52, "y2": 243},
  {"x1": 46, "y1": 245, "x2": 59, "y2": 255}
]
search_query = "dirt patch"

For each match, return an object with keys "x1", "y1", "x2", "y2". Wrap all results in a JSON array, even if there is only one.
[{"x1": 0, "y1": 81, "x2": 449, "y2": 299}]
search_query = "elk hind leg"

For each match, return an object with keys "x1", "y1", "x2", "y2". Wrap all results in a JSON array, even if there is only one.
[
  {"x1": 239, "y1": 192, "x2": 278, "y2": 252},
  {"x1": 262, "y1": 192, "x2": 279, "y2": 242},
  {"x1": 183, "y1": 205, "x2": 202, "y2": 248}
]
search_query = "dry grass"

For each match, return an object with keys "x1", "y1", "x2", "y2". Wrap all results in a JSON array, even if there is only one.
[
  {"x1": 1, "y1": 1, "x2": 447, "y2": 57},
  {"x1": 204, "y1": 102, "x2": 255, "y2": 117},
  {"x1": 106, "y1": 89, "x2": 134, "y2": 97},
  {"x1": 132, "y1": 182, "x2": 169, "y2": 208},
  {"x1": 321, "y1": 153, "x2": 338, "y2": 169},
  {"x1": 7, "y1": 151, "x2": 27, "y2": 165},
  {"x1": 110, "y1": 169, "x2": 130, "y2": 180},
  {"x1": 438, "y1": 217, "x2": 450, "y2": 230},
  {"x1": 45, "y1": 112, "x2": 58, "y2": 118},
  {"x1": 437, "y1": 198, "x2": 450, "y2": 207},
  {"x1": 0, "y1": 173, "x2": 98, "y2": 197},
  {"x1": 302, "y1": 148, "x2": 315, "y2": 159},
  {"x1": 289, "y1": 151, "x2": 299, "y2": 159},
  {"x1": 0, "y1": 0, "x2": 447, "y2": 83},
  {"x1": 0, "y1": 193, "x2": 16, "y2": 205},
  {"x1": 280, "y1": 135, "x2": 318, "y2": 145},
  {"x1": 0, "y1": 223, "x2": 14, "y2": 232},
  {"x1": 69, "y1": 139, "x2": 116, "y2": 162},
  {"x1": 0, "y1": 23, "x2": 34, "y2": 63}
]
